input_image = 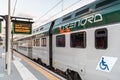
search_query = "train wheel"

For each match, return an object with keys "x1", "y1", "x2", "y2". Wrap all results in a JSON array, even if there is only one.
[
  {"x1": 37, "y1": 58, "x2": 42, "y2": 64},
  {"x1": 66, "y1": 69, "x2": 73, "y2": 80},
  {"x1": 73, "y1": 72, "x2": 82, "y2": 80},
  {"x1": 66, "y1": 69, "x2": 82, "y2": 80},
  {"x1": 67, "y1": 74, "x2": 73, "y2": 80}
]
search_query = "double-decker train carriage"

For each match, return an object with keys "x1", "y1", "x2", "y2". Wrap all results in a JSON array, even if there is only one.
[
  {"x1": 14, "y1": 0, "x2": 120, "y2": 80},
  {"x1": 14, "y1": 36, "x2": 33, "y2": 58}
]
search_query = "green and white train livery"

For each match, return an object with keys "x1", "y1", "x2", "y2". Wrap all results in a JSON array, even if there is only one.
[{"x1": 15, "y1": 0, "x2": 120, "y2": 80}]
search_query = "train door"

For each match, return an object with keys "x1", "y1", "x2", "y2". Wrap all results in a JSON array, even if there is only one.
[
  {"x1": 49, "y1": 20, "x2": 55, "y2": 68},
  {"x1": 28, "y1": 37, "x2": 33, "y2": 59}
]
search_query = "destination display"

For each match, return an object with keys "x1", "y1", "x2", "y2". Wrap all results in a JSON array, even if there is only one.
[{"x1": 13, "y1": 21, "x2": 33, "y2": 34}]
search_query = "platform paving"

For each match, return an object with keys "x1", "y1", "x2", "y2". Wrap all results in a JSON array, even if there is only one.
[
  {"x1": 0, "y1": 46, "x2": 66, "y2": 80},
  {"x1": 0, "y1": 58, "x2": 22, "y2": 80},
  {"x1": 0, "y1": 46, "x2": 48, "y2": 80}
]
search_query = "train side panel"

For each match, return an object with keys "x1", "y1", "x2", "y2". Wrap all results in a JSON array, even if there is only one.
[
  {"x1": 52, "y1": 23, "x2": 120, "y2": 80},
  {"x1": 32, "y1": 36, "x2": 50, "y2": 65}
]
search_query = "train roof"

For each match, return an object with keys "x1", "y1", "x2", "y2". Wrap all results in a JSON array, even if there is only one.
[
  {"x1": 32, "y1": 22, "x2": 52, "y2": 35},
  {"x1": 32, "y1": 0, "x2": 120, "y2": 35},
  {"x1": 32, "y1": 0, "x2": 96, "y2": 35},
  {"x1": 52, "y1": 0, "x2": 120, "y2": 34},
  {"x1": 54, "y1": 0, "x2": 119, "y2": 26}
]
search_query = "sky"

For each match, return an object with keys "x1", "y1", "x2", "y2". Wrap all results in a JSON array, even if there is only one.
[{"x1": 0, "y1": 0, "x2": 96, "y2": 36}]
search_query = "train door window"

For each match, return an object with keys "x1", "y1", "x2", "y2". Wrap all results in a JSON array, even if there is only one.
[
  {"x1": 33, "y1": 39, "x2": 36, "y2": 46},
  {"x1": 28, "y1": 39, "x2": 32, "y2": 47},
  {"x1": 95, "y1": 28, "x2": 107, "y2": 49},
  {"x1": 56, "y1": 35, "x2": 65, "y2": 47},
  {"x1": 41, "y1": 38, "x2": 46, "y2": 47},
  {"x1": 36, "y1": 39, "x2": 40, "y2": 46},
  {"x1": 70, "y1": 32, "x2": 86, "y2": 48}
]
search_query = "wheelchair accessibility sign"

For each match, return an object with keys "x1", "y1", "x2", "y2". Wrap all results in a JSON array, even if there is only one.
[{"x1": 96, "y1": 56, "x2": 117, "y2": 72}]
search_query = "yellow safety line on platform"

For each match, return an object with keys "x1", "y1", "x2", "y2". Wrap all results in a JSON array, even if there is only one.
[{"x1": 13, "y1": 51, "x2": 61, "y2": 80}]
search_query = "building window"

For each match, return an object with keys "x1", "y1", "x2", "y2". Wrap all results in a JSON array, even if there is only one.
[
  {"x1": 95, "y1": 28, "x2": 107, "y2": 49},
  {"x1": 70, "y1": 32, "x2": 86, "y2": 48},
  {"x1": 56, "y1": 35, "x2": 65, "y2": 47},
  {"x1": 41, "y1": 38, "x2": 46, "y2": 47}
]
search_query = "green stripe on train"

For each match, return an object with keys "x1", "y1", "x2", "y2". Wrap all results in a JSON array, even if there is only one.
[{"x1": 52, "y1": 10, "x2": 120, "y2": 34}]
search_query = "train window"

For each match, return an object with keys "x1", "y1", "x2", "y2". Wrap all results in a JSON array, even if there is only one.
[
  {"x1": 95, "y1": 28, "x2": 107, "y2": 49},
  {"x1": 33, "y1": 39, "x2": 36, "y2": 46},
  {"x1": 33, "y1": 30, "x2": 35, "y2": 33},
  {"x1": 40, "y1": 27, "x2": 43, "y2": 30},
  {"x1": 28, "y1": 40, "x2": 32, "y2": 46},
  {"x1": 70, "y1": 32, "x2": 86, "y2": 48},
  {"x1": 56, "y1": 35, "x2": 65, "y2": 47},
  {"x1": 62, "y1": 15, "x2": 71, "y2": 21},
  {"x1": 41, "y1": 38, "x2": 46, "y2": 47},
  {"x1": 36, "y1": 39, "x2": 40, "y2": 46},
  {"x1": 75, "y1": 8, "x2": 89, "y2": 17},
  {"x1": 36, "y1": 29, "x2": 39, "y2": 32},
  {"x1": 95, "y1": 0, "x2": 117, "y2": 9}
]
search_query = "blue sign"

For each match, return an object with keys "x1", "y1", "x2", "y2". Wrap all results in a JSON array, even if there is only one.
[
  {"x1": 99, "y1": 57, "x2": 109, "y2": 71},
  {"x1": 96, "y1": 56, "x2": 118, "y2": 72}
]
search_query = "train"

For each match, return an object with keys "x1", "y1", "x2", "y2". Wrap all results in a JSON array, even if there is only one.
[{"x1": 13, "y1": 0, "x2": 120, "y2": 80}]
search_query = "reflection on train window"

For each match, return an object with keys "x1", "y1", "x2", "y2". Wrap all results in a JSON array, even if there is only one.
[
  {"x1": 41, "y1": 38, "x2": 46, "y2": 47},
  {"x1": 70, "y1": 32, "x2": 86, "y2": 48},
  {"x1": 56, "y1": 35, "x2": 65, "y2": 47},
  {"x1": 95, "y1": 28, "x2": 107, "y2": 49},
  {"x1": 36, "y1": 39, "x2": 40, "y2": 46}
]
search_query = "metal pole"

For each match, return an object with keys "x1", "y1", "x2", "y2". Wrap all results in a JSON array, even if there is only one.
[
  {"x1": 5, "y1": 16, "x2": 8, "y2": 70},
  {"x1": 12, "y1": 30, "x2": 13, "y2": 60},
  {"x1": 7, "y1": 0, "x2": 12, "y2": 75}
]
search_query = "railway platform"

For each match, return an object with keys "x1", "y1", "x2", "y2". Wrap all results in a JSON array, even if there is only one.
[{"x1": 0, "y1": 47, "x2": 66, "y2": 80}]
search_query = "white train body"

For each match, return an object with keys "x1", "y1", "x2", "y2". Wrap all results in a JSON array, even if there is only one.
[
  {"x1": 52, "y1": 23, "x2": 120, "y2": 80},
  {"x1": 32, "y1": 36, "x2": 50, "y2": 65}
]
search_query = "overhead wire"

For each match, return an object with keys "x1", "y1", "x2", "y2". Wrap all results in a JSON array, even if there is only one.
[
  {"x1": 47, "y1": 0, "x2": 81, "y2": 21},
  {"x1": 34, "y1": 0, "x2": 81, "y2": 27},
  {"x1": 35, "y1": 0, "x2": 63, "y2": 23},
  {"x1": 62, "y1": 0, "x2": 81, "y2": 12},
  {"x1": 12, "y1": 0, "x2": 18, "y2": 16}
]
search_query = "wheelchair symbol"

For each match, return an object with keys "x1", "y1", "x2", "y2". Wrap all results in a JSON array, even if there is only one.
[{"x1": 99, "y1": 57, "x2": 109, "y2": 71}]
